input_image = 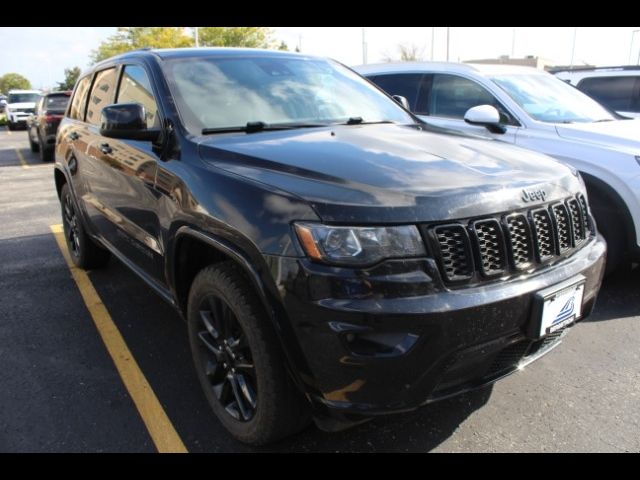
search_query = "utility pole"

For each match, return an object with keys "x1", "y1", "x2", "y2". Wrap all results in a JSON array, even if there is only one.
[
  {"x1": 362, "y1": 27, "x2": 367, "y2": 65},
  {"x1": 631, "y1": 30, "x2": 640, "y2": 65},
  {"x1": 446, "y1": 27, "x2": 450, "y2": 61},
  {"x1": 431, "y1": 27, "x2": 435, "y2": 61},
  {"x1": 569, "y1": 27, "x2": 577, "y2": 68},
  {"x1": 194, "y1": 27, "x2": 199, "y2": 47}
]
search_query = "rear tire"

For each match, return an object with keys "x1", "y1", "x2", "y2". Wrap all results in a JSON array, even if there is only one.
[
  {"x1": 187, "y1": 261, "x2": 310, "y2": 445},
  {"x1": 60, "y1": 183, "x2": 110, "y2": 270},
  {"x1": 39, "y1": 136, "x2": 53, "y2": 162},
  {"x1": 29, "y1": 130, "x2": 39, "y2": 152}
]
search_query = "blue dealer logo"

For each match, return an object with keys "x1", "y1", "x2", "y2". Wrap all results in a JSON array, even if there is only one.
[{"x1": 553, "y1": 297, "x2": 575, "y2": 325}]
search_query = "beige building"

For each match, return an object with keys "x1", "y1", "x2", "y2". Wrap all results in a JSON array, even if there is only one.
[{"x1": 464, "y1": 55, "x2": 557, "y2": 71}]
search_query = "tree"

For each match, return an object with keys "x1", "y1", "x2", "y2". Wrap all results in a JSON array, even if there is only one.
[
  {"x1": 277, "y1": 41, "x2": 289, "y2": 51},
  {"x1": 197, "y1": 27, "x2": 276, "y2": 49},
  {"x1": 57, "y1": 67, "x2": 81, "y2": 91},
  {"x1": 382, "y1": 43, "x2": 424, "y2": 62},
  {"x1": 0, "y1": 73, "x2": 31, "y2": 94},
  {"x1": 91, "y1": 27, "x2": 194, "y2": 63}
]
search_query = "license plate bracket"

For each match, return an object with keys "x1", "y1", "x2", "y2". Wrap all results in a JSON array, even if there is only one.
[{"x1": 528, "y1": 274, "x2": 586, "y2": 339}]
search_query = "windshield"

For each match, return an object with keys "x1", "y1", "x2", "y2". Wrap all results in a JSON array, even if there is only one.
[
  {"x1": 491, "y1": 74, "x2": 614, "y2": 123},
  {"x1": 162, "y1": 55, "x2": 414, "y2": 133},
  {"x1": 8, "y1": 93, "x2": 40, "y2": 104},
  {"x1": 45, "y1": 95, "x2": 70, "y2": 111}
]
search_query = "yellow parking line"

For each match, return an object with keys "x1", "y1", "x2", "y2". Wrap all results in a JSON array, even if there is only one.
[
  {"x1": 15, "y1": 149, "x2": 29, "y2": 169},
  {"x1": 50, "y1": 224, "x2": 188, "y2": 453}
]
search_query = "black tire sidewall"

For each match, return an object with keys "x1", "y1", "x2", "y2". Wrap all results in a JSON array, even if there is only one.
[
  {"x1": 187, "y1": 268, "x2": 266, "y2": 440},
  {"x1": 60, "y1": 183, "x2": 87, "y2": 268}
]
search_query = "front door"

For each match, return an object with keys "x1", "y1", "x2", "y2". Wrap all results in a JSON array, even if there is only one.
[{"x1": 85, "y1": 64, "x2": 165, "y2": 283}]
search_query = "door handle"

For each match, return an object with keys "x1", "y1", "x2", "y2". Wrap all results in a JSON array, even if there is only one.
[
  {"x1": 69, "y1": 132, "x2": 79, "y2": 141},
  {"x1": 99, "y1": 143, "x2": 113, "y2": 154}
]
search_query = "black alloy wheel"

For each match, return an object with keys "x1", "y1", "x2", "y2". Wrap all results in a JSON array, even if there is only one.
[
  {"x1": 195, "y1": 294, "x2": 258, "y2": 422},
  {"x1": 59, "y1": 183, "x2": 110, "y2": 269},
  {"x1": 62, "y1": 188, "x2": 81, "y2": 259}
]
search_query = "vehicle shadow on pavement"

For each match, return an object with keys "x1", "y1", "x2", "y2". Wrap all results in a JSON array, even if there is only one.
[{"x1": 584, "y1": 265, "x2": 640, "y2": 323}]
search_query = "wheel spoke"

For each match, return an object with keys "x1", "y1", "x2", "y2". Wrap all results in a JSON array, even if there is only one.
[
  {"x1": 235, "y1": 372, "x2": 257, "y2": 409},
  {"x1": 208, "y1": 297, "x2": 227, "y2": 337},
  {"x1": 224, "y1": 402, "x2": 241, "y2": 420},
  {"x1": 199, "y1": 310, "x2": 221, "y2": 339},
  {"x1": 228, "y1": 372, "x2": 252, "y2": 421},
  {"x1": 197, "y1": 331, "x2": 224, "y2": 361}
]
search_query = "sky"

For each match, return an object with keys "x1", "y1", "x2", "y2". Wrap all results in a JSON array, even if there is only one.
[{"x1": 1, "y1": 27, "x2": 640, "y2": 89}]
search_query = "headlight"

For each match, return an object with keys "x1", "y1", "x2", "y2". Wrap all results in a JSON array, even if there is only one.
[{"x1": 294, "y1": 222, "x2": 426, "y2": 266}]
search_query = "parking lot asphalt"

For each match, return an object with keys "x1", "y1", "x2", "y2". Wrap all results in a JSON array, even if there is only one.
[{"x1": 0, "y1": 127, "x2": 638, "y2": 452}]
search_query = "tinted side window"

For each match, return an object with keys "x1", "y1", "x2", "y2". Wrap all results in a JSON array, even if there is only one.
[
  {"x1": 69, "y1": 75, "x2": 92, "y2": 121},
  {"x1": 369, "y1": 74, "x2": 423, "y2": 111},
  {"x1": 430, "y1": 74, "x2": 500, "y2": 119},
  {"x1": 578, "y1": 76, "x2": 639, "y2": 113},
  {"x1": 116, "y1": 65, "x2": 159, "y2": 128},
  {"x1": 86, "y1": 68, "x2": 118, "y2": 126}
]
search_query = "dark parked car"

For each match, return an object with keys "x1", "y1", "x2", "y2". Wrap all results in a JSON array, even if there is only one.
[
  {"x1": 54, "y1": 48, "x2": 606, "y2": 445},
  {"x1": 28, "y1": 91, "x2": 71, "y2": 161}
]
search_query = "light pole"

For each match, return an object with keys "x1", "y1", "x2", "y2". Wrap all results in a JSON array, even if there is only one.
[
  {"x1": 569, "y1": 27, "x2": 577, "y2": 68},
  {"x1": 431, "y1": 27, "x2": 435, "y2": 61},
  {"x1": 629, "y1": 30, "x2": 639, "y2": 64},
  {"x1": 362, "y1": 27, "x2": 367, "y2": 65},
  {"x1": 446, "y1": 27, "x2": 450, "y2": 61}
]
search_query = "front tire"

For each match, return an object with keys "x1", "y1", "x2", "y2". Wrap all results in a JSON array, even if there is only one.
[
  {"x1": 60, "y1": 183, "x2": 110, "y2": 269},
  {"x1": 187, "y1": 261, "x2": 310, "y2": 445}
]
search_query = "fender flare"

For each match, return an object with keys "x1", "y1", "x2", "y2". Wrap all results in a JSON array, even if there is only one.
[{"x1": 170, "y1": 226, "x2": 319, "y2": 399}]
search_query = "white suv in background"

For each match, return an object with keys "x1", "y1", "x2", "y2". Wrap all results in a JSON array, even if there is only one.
[
  {"x1": 355, "y1": 62, "x2": 640, "y2": 273},
  {"x1": 5, "y1": 89, "x2": 41, "y2": 130},
  {"x1": 552, "y1": 66, "x2": 640, "y2": 119}
]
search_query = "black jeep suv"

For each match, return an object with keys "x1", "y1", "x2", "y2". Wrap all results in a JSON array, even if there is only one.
[{"x1": 54, "y1": 48, "x2": 606, "y2": 445}]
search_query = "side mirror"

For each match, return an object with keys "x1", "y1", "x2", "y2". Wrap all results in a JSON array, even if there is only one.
[
  {"x1": 100, "y1": 103, "x2": 160, "y2": 141},
  {"x1": 463, "y1": 105, "x2": 506, "y2": 134},
  {"x1": 392, "y1": 95, "x2": 410, "y2": 110}
]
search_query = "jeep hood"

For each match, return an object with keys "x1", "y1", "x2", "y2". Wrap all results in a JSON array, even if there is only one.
[
  {"x1": 197, "y1": 124, "x2": 580, "y2": 223},
  {"x1": 555, "y1": 119, "x2": 640, "y2": 152}
]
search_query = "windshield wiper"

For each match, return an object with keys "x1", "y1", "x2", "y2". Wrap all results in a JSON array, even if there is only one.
[{"x1": 202, "y1": 121, "x2": 328, "y2": 135}]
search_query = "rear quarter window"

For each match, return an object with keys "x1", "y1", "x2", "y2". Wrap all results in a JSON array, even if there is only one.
[{"x1": 69, "y1": 76, "x2": 92, "y2": 121}]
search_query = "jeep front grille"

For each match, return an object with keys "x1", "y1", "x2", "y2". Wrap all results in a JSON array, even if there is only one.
[{"x1": 428, "y1": 194, "x2": 593, "y2": 284}]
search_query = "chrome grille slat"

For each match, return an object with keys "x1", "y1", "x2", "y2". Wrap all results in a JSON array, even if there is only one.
[{"x1": 430, "y1": 194, "x2": 592, "y2": 285}]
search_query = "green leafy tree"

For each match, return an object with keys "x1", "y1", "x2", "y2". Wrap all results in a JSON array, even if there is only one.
[
  {"x1": 197, "y1": 27, "x2": 276, "y2": 49},
  {"x1": 91, "y1": 27, "x2": 194, "y2": 63},
  {"x1": 0, "y1": 73, "x2": 31, "y2": 94},
  {"x1": 57, "y1": 66, "x2": 81, "y2": 91},
  {"x1": 278, "y1": 41, "x2": 289, "y2": 51}
]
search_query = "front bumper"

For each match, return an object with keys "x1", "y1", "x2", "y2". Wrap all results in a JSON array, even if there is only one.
[{"x1": 267, "y1": 234, "x2": 606, "y2": 426}]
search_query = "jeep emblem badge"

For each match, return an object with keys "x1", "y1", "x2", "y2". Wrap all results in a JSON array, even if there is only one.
[{"x1": 522, "y1": 188, "x2": 547, "y2": 203}]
